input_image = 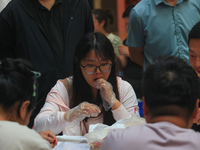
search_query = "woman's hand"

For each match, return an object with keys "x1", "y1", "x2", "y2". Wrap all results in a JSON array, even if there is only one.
[
  {"x1": 39, "y1": 130, "x2": 58, "y2": 148},
  {"x1": 64, "y1": 102, "x2": 101, "y2": 126},
  {"x1": 95, "y1": 79, "x2": 117, "y2": 111}
]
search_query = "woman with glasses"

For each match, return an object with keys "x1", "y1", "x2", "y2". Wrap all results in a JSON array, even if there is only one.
[
  {"x1": 0, "y1": 58, "x2": 57, "y2": 150},
  {"x1": 34, "y1": 32, "x2": 139, "y2": 136}
]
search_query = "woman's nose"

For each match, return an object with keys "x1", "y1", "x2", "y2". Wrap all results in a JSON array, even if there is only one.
[{"x1": 95, "y1": 66, "x2": 101, "y2": 74}]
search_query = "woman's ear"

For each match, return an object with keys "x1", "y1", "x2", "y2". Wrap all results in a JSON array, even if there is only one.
[
  {"x1": 100, "y1": 20, "x2": 105, "y2": 27},
  {"x1": 192, "y1": 99, "x2": 199, "y2": 120},
  {"x1": 19, "y1": 101, "x2": 30, "y2": 123}
]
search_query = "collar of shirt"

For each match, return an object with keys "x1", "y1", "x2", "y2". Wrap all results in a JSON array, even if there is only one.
[
  {"x1": 34, "y1": 0, "x2": 63, "y2": 9},
  {"x1": 154, "y1": 0, "x2": 188, "y2": 6}
]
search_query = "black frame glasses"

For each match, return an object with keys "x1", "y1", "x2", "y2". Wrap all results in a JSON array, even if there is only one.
[{"x1": 80, "y1": 63, "x2": 112, "y2": 74}]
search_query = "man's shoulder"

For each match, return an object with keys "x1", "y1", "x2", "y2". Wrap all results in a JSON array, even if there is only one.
[
  {"x1": 131, "y1": 0, "x2": 154, "y2": 18},
  {"x1": 108, "y1": 125, "x2": 142, "y2": 140},
  {"x1": 134, "y1": 0, "x2": 153, "y2": 10},
  {"x1": 101, "y1": 126, "x2": 142, "y2": 150}
]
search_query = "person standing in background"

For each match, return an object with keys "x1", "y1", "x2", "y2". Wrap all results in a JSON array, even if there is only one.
[
  {"x1": 126, "y1": 0, "x2": 200, "y2": 69},
  {"x1": 0, "y1": 0, "x2": 94, "y2": 128},
  {"x1": 92, "y1": 9, "x2": 122, "y2": 57},
  {"x1": 188, "y1": 22, "x2": 200, "y2": 132},
  {"x1": 92, "y1": 9, "x2": 124, "y2": 77},
  {"x1": 118, "y1": 4, "x2": 143, "y2": 101}
]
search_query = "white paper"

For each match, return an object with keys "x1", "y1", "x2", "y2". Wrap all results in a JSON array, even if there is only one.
[
  {"x1": 85, "y1": 115, "x2": 146, "y2": 140},
  {"x1": 56, "y1": 135, "x2": 87, "y2": 143}
]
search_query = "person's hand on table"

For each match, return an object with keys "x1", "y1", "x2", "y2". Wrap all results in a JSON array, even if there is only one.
[
  {"x1": 64, "y1": 102, "x2": 101, "y2": 126},
  {"x1": 95, "y1": 79, "x2": 117, "y2": 111},
  {"x1": 39, "y1": 130, "x2": 58, "y2": 148},
  {"x1": 193, "y1": 107, "x2": 200, "y2": 125}
]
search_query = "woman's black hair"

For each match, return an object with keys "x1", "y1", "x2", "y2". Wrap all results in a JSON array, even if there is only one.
[
  {"x1": 0, "y1": 58, "x2": 38, "y2": 115},
  {"x1": 92, "y1": 9, "x2": 114, "y2": 30},
  {"x1": 72, "y1": 32, "x2": 119, "y2": 127}
]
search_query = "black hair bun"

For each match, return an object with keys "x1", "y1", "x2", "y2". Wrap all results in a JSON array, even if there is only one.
[
  {"x1": 0, "y1": 58, "x2": 35, "y2": 77},
  {"x1": 0, "y1": 58, "x2": 17, "y2": 74}
]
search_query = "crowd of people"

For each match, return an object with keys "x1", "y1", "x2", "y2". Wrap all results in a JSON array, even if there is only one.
[{"x1": 0, "y1": 0, "x2": 200, "y2": 149}]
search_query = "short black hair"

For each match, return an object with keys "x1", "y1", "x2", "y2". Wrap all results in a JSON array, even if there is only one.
[
  {"x1": 92, "y1": 9, "x2": 114, "y2": 29},
  {"x1": 122, "y1": 4, "x2": 135, "y2": 18},
  {"x1": 142, "y1": 56, "x2": 200, "y2": 120},
  {"x1": 188, "y1": 22, "x2": 200, "y2": 43}
]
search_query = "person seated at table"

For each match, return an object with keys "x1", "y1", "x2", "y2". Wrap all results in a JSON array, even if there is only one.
[
  {"x1": 101, "y1": 56, "x2": 200, "y2": 150},
  {"x1": 34, "y1": 32, "x2": 139, "y2": 136},
  {"x1": 0, "y1": 58, "x2": 57, "y2": 150},
  {"x1": 188, "y1": 21, "x2": 200, "y2": 131}
]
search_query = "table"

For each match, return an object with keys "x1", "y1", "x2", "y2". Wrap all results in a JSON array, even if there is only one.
[
  {"x1": 53, "y1": 135, "x2": 90, "y2": 150},
  {"x1": 53, "y1": 141, "x2": 89, "y2": 150}
]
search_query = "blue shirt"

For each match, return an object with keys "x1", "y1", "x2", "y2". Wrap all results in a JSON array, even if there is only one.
[{"x1": 126, "y1": 0, "x2": 200, "y2": 69}]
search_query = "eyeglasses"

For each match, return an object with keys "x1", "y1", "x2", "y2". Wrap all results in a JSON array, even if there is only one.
[{"x1": 80, "y1": 63, "x2": 112, "y2": 74}]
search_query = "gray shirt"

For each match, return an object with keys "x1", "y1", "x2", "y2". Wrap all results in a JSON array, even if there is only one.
[
  {"x1": 101, "y1": 121, "x2": 200, "y2": 150},
  {"x1": 0, "y1": 121, "x2": 52, "y2": 150}
]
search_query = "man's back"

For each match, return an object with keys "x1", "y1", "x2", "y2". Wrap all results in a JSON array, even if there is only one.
[
  {"x1": 101, "y1": 122, "x2": 200, "y2": 150},
  {"x1": 101, "y1": 56, "x2": 200, "y2": 150}
]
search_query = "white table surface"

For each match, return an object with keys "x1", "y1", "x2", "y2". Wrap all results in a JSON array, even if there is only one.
[
  {"x1": 53, "y1": 141, "x2": 89, "y2": 150},
  {"x1": 53, "y1": 136, "x2": 89, "y2": 150}
]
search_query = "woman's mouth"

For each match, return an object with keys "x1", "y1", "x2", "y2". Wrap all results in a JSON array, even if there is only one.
[
  {"x1": 196, "y1": 70, "x2": 200, "y2": 77},
  {"x1": 93, "y1": 78, "x2": 101, "y2": 82},
  {"x1": 94, "y1": 78, "x2": 98, "y2": 82}
]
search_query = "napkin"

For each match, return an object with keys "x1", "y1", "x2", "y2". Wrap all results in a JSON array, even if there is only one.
[{"x1": 56, "y1": 135, "x2": 87, "y2": 143}]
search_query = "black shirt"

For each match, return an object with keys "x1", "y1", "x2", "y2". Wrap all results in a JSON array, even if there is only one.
[
  {"x1": 122, "y1": 39, "x2": 143, "y2": 99},
  {"x1": 34, "y1": 0, "x2": 64, "y2": 61}
]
